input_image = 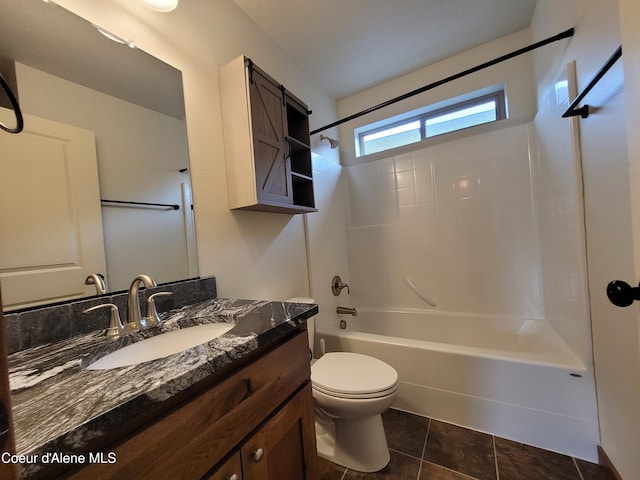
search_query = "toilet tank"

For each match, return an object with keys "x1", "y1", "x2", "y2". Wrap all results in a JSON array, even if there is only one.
[{"x1": 285, "y1": 297, "x2": 315, "y2": 355}]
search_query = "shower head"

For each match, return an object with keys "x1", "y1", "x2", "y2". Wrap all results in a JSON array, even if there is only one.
[{"x1": 320, "y1": 134, "x2": 339, "y2": 149}]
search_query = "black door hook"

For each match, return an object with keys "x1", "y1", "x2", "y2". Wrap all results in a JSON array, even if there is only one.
[{"x1": 606, "y1": 280, "x2": 640, "y2": 307}]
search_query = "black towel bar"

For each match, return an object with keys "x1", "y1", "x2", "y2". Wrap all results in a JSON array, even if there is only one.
[{"x1": 101, "y1": 199, "x2": 180, "y2": 210}]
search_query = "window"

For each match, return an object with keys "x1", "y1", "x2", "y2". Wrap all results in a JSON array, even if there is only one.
[{"x1": 356, "y1": 90, "x2": 506, "y2": 157}]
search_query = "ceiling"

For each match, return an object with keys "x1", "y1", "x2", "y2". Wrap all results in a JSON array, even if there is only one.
[
  {"x1": 0, "y1": 1, "x2": 184, "y2": 119},
  {"x1": 232, "y1": 0, "x2": 537, "y2": 99}
]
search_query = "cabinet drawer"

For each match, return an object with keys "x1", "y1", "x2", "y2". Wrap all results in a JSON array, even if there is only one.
[
  {"x1": 204, "y1": 451, "x2": 242, "y2": 480},
  {"x1": 67, "y1": 331, "x2": 310, "y2": 480}
]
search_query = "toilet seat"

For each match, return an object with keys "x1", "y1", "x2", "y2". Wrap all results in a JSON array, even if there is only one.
[
  {"x1": 311, "y1": 352, "x2": 398, "y2": 399},
  {"x1": 313, "y1": 382, "x2": 398, "y2": 399}
]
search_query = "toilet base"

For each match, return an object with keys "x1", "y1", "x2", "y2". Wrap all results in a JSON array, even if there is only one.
[{"x1": 315, "y1": 413, "x2": 390, "y2": 473}]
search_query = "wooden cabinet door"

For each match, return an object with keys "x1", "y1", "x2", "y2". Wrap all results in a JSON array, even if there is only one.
[
  {"x1": 248, "y1": 71, "x2": 293, "y2": 207},
  {"x1": 241, "y1": 384, "x2": 317, "y2": 480}
]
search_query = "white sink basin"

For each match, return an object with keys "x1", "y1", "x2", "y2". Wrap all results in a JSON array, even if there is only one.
[{"x1": 86, "y1": 323, "x2": 235, "y2": 370}]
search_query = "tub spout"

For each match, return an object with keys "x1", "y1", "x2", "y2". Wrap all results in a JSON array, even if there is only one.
[{"x1": 337, "y1": 306, "x2": 358, "y2": 316}]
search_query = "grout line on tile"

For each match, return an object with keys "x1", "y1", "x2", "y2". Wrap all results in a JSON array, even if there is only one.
[
  {"x1": 423, "y1": 460, "x2": 480, "y2": 480},
  {"x1": 422, "y1": 417, "x2": 431, "y2": 459},
  {"x1": 415, "y1": 458, "x2": 422, "y2": 479},
  {"x1": 389, "y1": 447, "x2": 423, "y2": 462},
  {"x1": 389, "y1": 448, "x2": 422, "y2": 461},
  {"x1": 415, "y1": 417, "x2": 431, "y2": 479},
  {"x1": 573, "y1": 457, "x2": 585, "y2": 480},
  {"x1": 493, "y1": 435, "x2": 500, "y2": 480}
]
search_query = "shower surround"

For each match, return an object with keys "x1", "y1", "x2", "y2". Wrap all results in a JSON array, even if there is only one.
[
  {"x1": 334, "y1": 111, "x2": 598, "y2": 459},
  {"x1": 346, "y1": 124, "x2": 543, "y2": 321}
]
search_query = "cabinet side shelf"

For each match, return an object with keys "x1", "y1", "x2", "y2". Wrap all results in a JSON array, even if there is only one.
[
  {"x1": 287, "y1": 136, "x2": 311, "y2": 152},
  {"x1": 291, "y1": 172, "x2": 313, "y2": 182}
]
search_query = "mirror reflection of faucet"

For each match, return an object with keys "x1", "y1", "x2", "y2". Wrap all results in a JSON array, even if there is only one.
[
  {"x1": 336, "y1": 306, "x2": 358, "y2": 316},
  {"x1": 85, "y1": 273, "x2": 107, "y2": 295}
]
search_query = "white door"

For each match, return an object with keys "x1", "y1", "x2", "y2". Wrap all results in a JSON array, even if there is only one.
[
  {"x1": 602, "y1": 1, "x2": 640, "y2": 476},
  {"x1": 0, "y1": 109, "x2": 107, "y2": 310}
]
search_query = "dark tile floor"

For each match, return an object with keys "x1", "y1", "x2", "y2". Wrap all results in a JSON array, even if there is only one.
[{"x1": 317, "y1": 409, "x2": 616, "y2": 480}]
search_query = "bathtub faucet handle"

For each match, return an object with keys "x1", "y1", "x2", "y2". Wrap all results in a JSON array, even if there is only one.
[{"x1": 332, "y1": 275, "x2": 350, "y2": 296}]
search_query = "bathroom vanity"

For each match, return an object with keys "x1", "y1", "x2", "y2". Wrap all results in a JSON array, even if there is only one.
[{"x1": 7, "y1": 297, "x2": 319, "y2": 480}]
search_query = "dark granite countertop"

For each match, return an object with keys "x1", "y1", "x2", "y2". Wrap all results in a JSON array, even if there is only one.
[{"x1": 7, "y1": 298, "x2": 317, "y2": 478}]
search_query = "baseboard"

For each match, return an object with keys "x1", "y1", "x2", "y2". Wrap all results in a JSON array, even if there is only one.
[{"x1": 597, "y1": 446, "x2": 623, "y2": 480}]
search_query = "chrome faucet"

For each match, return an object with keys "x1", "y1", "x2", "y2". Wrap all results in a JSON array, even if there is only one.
[
  {"x1": 126, "y1": 274, "x2": 157, "y2": 331},
  {"x1": 336, "y1": 306, "x2": 358, "y2": 316}
]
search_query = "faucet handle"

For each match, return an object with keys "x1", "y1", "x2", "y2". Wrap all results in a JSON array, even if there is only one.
[
  {"x1": 83, "y1": 303, "x2": 124, "y2": 340},
  {"x1": 143, "y1": 292, "x2": 172, "y2": 328},
  {"x1": 331, "y1": 275, "x2": 350, "y2": 296}
]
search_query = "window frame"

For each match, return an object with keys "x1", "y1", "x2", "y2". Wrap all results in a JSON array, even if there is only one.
[{"x1": 357, "y1": 90, "x2": 506, "y2": 157}]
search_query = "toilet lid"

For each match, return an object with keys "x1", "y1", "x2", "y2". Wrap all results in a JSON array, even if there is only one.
[{"x1": 311, "y1": 352, "x2": 398, "y2": 397}]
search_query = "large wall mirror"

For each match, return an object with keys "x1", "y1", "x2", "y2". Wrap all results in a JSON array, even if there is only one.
[{"x1": 0, "y1": 0, "x2": 198, "y2": 311}]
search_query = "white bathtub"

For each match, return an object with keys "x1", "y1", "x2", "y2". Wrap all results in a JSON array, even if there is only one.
[{"x1": 315, "y1": 308, "x2": 600, "y2": 462}]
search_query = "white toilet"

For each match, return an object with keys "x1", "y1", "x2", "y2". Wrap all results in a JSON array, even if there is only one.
[{"x1": 285, "y1": 298, "x2": 399, "y2": 473}]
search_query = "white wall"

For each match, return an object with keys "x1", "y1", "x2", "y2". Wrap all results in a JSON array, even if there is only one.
[
  {"x1": 53, "y1": 0, "x2": 340, "y2": 301},
  {"x1": 532, "y1": 0, "x2": 640, "y2": 477}
]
